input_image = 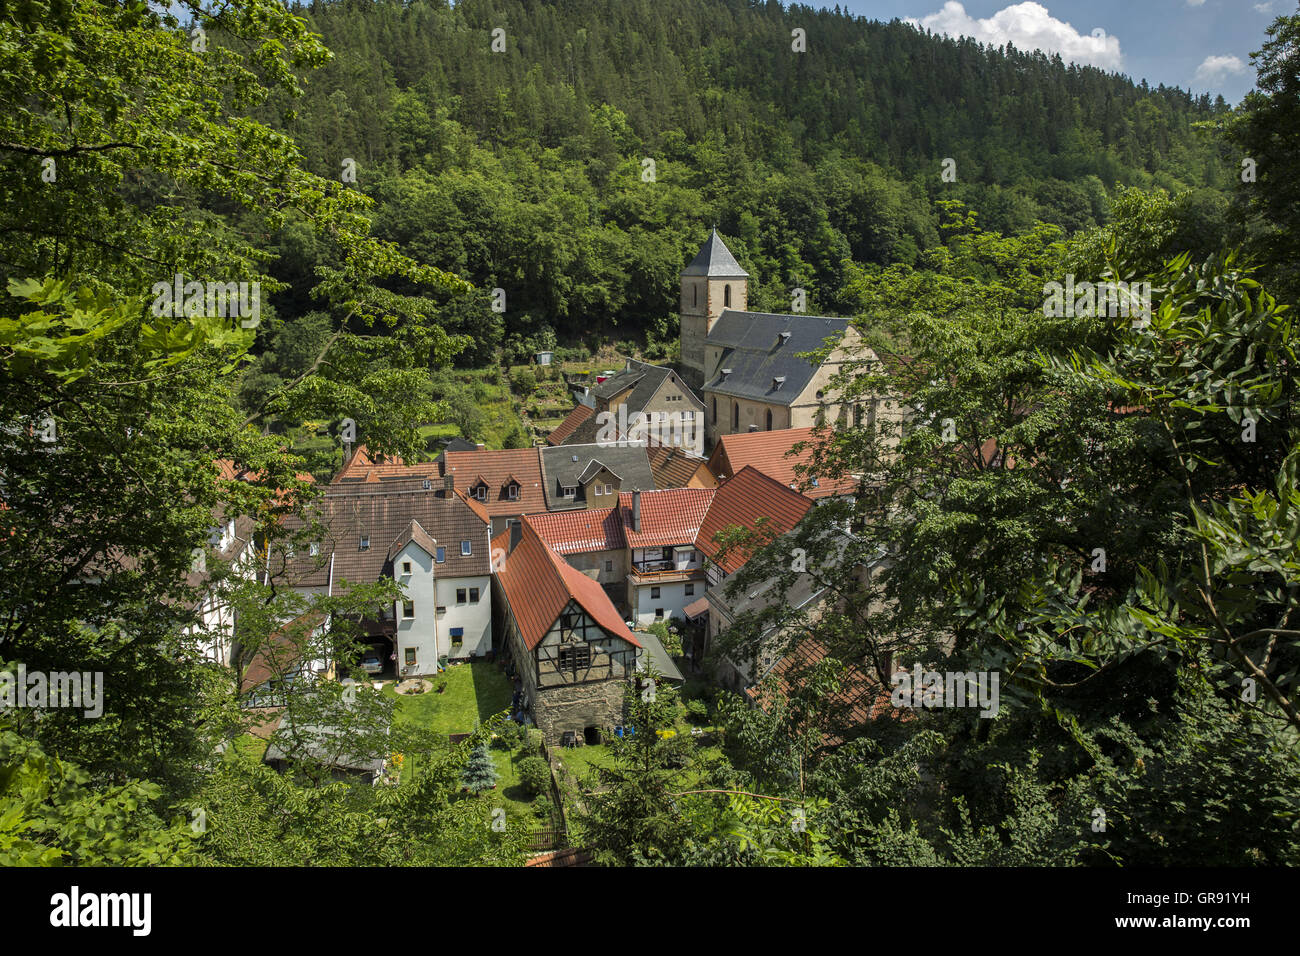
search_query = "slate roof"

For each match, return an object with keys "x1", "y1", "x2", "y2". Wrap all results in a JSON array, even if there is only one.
[
  {"x1": 539, "y1": 443, "x2": 656, "y2": 510},
  {"x1": 525, "y1": 506, "x2": 626, "y2": 554},
  {"x1": 681, "y1": 228, "x2": 748, "y2": 277},
  {"x1": 275, "y1": 481, "x2": 491, "y2": 592},
  {"x1": 493, "y1": 519, "x2": 640, "y2": 651},
  {"x1": 547, "y1": 403, "x2": 594, "y2": 445},
  {"x1": 618, "y1": 487, "x2": 715, "y2": 550},
  {"x1": 703, "y1": 311, "x2": 851, "y2": 406},
  {"x1": 707, "y1": 427, "x2": 857, "y2": 498},
  {"x1": 696, "y1": 466, "x2": 813, "y2": 574}
]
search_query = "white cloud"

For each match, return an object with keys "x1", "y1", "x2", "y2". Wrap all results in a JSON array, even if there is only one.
[
  {"x1": 905, "y1": 2, "x2": 1123, "y2": 70},
  {"x1": 1186, "y1": 0, "x2": 1206, "y2": 7},
  {"x1": 1195, "y1": 54, "x2": 1248, "y2": 83},
  {"x1": 1253, "y1": 1, "x2": 1276, "y2": 12}
]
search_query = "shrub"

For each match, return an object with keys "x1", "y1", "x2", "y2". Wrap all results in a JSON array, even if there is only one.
[
  {"x1": 525, "y1": 728, "x2": 544, "y2": 754},
  {"x1": 510, "y1": 367, "x2": 537, "y2": 394},
  {"x1": 686, "y1": 699, "x2": 709, "y2": 724},
  {"x1": 518, "y1": 755, "x2": 551, "y2": 797}
]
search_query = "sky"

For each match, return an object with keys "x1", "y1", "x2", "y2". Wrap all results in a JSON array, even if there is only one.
[{"x1": 836, "y1": 0, "x2": 1290, "y2": 104}]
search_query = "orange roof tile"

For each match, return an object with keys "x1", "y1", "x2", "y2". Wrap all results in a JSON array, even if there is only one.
[
  {"x1": 697, "y1": 466, "x2": 813, "y2": 574},
  {"x1": 495, "y1": 519, "x2": 639, "y2": 651},
  {"x1": 707, "y1": 427, "x2": 856, "y2": 499},
  {"x1": 525, "y1": 506, "x2": 626, "y2": 554},
  {"x1": 618, "y1": 487, "x2": 715, "y2": 550},
  {"x1": 547, "y1": 404, "x2": 595, "y2": 446},
  {"x1": 442, "y1": 448, "x2": 546, "y2": 517}
]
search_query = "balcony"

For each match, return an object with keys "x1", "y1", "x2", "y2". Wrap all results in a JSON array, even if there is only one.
[{"x1": 628, "y1": 560, "x2": 705, "y2": 584}]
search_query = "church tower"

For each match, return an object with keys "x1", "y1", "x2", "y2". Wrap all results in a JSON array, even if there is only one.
[{"x1": 679, "y1": 228, "x2": 748, "y2": 388}]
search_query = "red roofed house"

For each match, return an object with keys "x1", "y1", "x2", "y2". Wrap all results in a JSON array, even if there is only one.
[
  {"x1": 491, "y1": 518, "x2": 641, "y2": 746},
  {"x1": 706, "y1": 426, "x2": 857, "y2": 499},
  {"x1": 525, "y1": 506, "x2": 629, "y2": 614},
  {"x1": 619, "y1": 486, "x2": 715, "y2": 626}
]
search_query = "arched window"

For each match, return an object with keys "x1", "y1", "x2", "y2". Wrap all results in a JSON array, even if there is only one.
[
  {"x1": 765, "y1": 409, "x2": 773, "y2": 431},
  {"x1": 724, "y1": 284, "x2": 731, "y2": 308},
  {"x1": 711, "y1": 397, "x2": 717, "y2": 422},
  {"x1": 692, "y1": 284, "x2": 697, "y2": 308},
  {"x1": 733, "y1": 402, "x2": 740, "y2": 430}
]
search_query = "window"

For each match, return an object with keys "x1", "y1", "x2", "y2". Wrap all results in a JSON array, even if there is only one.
[
  {"x1": 592, "y1": 484, "x2": 603, "y2": 497},
  {"x1": 507, "y1": 483, "x2": 519, "y2": 500},
  {"x1": 712, "y1": 397, "x2": 717, "y2": 421},
  {"x1": 683, "y1": 410, "x2": 695, "y2": 420},
  {"x1": 559, "y1": 646, "x2": 592, "y2": 670},
  {"x1": 456, "y1": 588, "x2": 467, "y2": 604},
  {"x1": 401, "y1": 561, "x2": 411, "y2": 575},
  {"x1": 654, "y1": 608, "x2": 665, "y2": 620},
  {"x1": 562, "y1": 486, "x2": 576, "y2": 498},
  {"x1": 461, "y1": 539, "x2": 472, "y2": 556},
  {"x1": 404, "y1": 647, "x2": 417, "y2": 666},
  {"x1": 435, "y1": 546, "x2": 445, "y2": 563},
  {"x1": 402, "y1": 600, "x2": 414, "y2": 619},
  {"x1": 474, "y1": 484, "x2": 487, "y2": 501},
  {"x1": 733, "y1": 402, "x2": 739, "y2": 430},
  {"x1": 359, "y1": 535, "x2": 370, "y2": 551},
  {"x1": 650, "y1": 586, "x2": 661, "y2": 599},
  {"x1": 469, "y1": 587, "x2": 480, "y2": 603},
  {"x1": 436, "y1": 605, "x2": 446, "y2": 614},
  {"x1": 766, "y1": 409, "x2": 773, "y2": 431},
  {"x1": 724, "y1": 284, "x2": 731, "y2": 308},
  {"x1": 603, "y1": 483, "x2": 613, "y2": 495},
  {"x1": 450, "y1": 627, "x2": 464, "y2": 643},
  {"x1": 692, "y1": 284, "x2": 697, "y2": 308},
  {"x1": 685, "y1": 583, "x2": 695, "y2": 596},
  {"x1": 604, "y1": 560, "x2": 613, "y2": 572}
]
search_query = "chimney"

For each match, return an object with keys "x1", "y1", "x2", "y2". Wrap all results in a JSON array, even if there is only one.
[
  {"x1": 443, "y1": 474, "x2": 454, "y2": 493},
  {"x1": 632, "y1": 487, "x2": 641, "y2": 533},
  {"x1": 509, "y1": 519, "x2": 522, "y2": 553},
  {"x1": 476, "y1": 442, "x2": 485, "y2": 451}
]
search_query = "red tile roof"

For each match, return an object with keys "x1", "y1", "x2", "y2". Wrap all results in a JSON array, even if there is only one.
[
  {"x1": 746, "y1": 639, "x2": 908, "y2": 745},
  {"x1": 707, "y1": 427, "x2": 856, "y2": 499},
  {"x1": 647, "y1": 445, "x2": 715, "y2": 489},
  {"x1": 547, "y1": 404, "x2": 594, "y2": 446},
  {"x1": 494, "y1": 519, "x2": 640, "y2": 651},
  {"x1": 696, "y1": 466, "x2": 813, "y2": 574},
  {"x1": 442, "y1": 448, "x2": 546, "y2": 517},
  {"x1": 332, "y1": 445, "x2": 439, "y2": 483},
  {"x1": 618, "y1": 487, "x2": 715, "y2": 550},
  {"x1": 525, "y1": 506, "x2": 626, "y2": 554}
]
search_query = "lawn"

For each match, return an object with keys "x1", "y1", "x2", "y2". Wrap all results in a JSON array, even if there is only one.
[{"x1": 384, "y1": 660, "x2": 513, "y2": 737}]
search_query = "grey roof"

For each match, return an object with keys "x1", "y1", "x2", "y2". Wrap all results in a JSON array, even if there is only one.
[
  {"x1": 539, "y1": 443, "x2": 657, "y2": 510},
  {"x1": 703, "y1": 311, "x2": 852, "y2": 406},
  {"x1": 636, "y1": 630, "x2": 685, "y2": 681},
  {"x1": 264, "y1": 710, "x2": 387, "y2": 775},
  {"x1": 564, "y1": 361, "x2": 701, "y2": 447},
  {"x1": 681, "y1": 229, "x2": 748, "y2": 278}
]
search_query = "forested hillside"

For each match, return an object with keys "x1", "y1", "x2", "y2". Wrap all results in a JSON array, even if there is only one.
[{"x1": 250, "y1": 0, "x2": 1231, "y2": 361}]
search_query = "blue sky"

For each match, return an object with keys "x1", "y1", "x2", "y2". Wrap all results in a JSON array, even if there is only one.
[{"x1": 836, "y1": 0, "x2": 1291, "y2": 104}]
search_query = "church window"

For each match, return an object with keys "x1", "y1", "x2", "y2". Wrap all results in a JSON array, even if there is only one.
[{"x1": 724, "y1": 284, "x2": 732, "y2": 308}]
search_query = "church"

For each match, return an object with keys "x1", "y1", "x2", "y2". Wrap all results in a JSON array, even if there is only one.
[{"x1": 677, "y1": 228, "x2": 884, "y2": 449}]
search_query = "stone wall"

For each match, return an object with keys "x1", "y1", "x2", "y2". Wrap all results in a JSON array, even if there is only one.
[{"x1": 534, "y1": 677, "x2": 628, "y2": 745}]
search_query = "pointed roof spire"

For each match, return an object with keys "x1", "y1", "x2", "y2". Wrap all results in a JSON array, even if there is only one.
[{"x1": 681, "y1": 227, "x2": 748, "y2": 278}]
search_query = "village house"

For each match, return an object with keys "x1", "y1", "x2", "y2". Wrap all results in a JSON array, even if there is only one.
[
  {"x1": 548, "y1": 358, "x2": 704, "y2": 453},
  {"x1": 538, "y1": 442, "x2": 657, "y2": 512},
  {"x1": 491, "y1": 518, "x2": 641, "y2": 746},
  {"x1": 273, "y1": 479, "x2": 494, "y2": 677}
]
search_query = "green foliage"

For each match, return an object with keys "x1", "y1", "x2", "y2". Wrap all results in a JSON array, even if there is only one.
[
  {"x1": 517, "y1": 756, "x2": 551, "y2": 798},
  {"x1": 460, "y1": 742, "x2": 499, "y2": 794}
]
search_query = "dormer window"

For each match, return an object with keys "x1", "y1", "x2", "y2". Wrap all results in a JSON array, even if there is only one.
[
  {"x1": 720, "y1": 368, "x2": 732, "y2": 380},
  {"x1": 474, "y1": 484, "x2": 487, "y2": 501},
  {"x1": 772, "y1": 376, "x2": 786, "y2": 390},
  {"x1": 778, "y1": 331, "x2": 791, "y2": 345},
  {"x1": 359, "y1": 535, "x2": 370, "y2": 551},
  {"x1": 506, "y1": 483, "x2": 519, "y2": 500},
  {"x1": 562, "y1": 486, "x2": 576, "y2": 498}
]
